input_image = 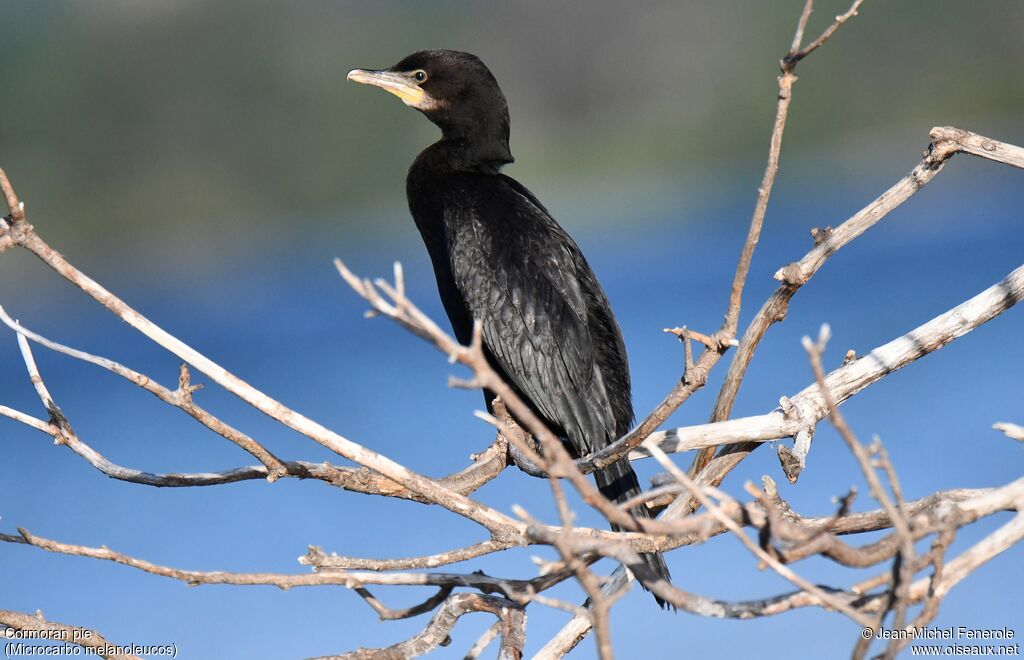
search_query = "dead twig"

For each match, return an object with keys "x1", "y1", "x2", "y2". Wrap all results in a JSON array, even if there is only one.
[{"x1": 314, "y1": 593, "x2": 525, "y2": 660}]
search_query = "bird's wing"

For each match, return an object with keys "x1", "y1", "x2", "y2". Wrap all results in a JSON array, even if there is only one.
[{"x1": 445, "y1": 176, "x2": 616, "y2": 455}]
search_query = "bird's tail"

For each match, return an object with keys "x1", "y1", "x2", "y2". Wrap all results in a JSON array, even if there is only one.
[{"x1": 593, "y1": 458, "x2": 672, "y2": 608}]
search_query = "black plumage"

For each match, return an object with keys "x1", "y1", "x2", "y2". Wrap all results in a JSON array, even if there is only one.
[{"x1": 348, "y1": 50, "x2": 671, "y2": 603}]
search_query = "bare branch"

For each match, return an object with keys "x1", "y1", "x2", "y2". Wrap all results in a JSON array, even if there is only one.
[
  {"x1": 2, "y1": 305, "x2": 287, "y2": 478},
  {"x1": 531, "y1": 477, "x2": 1019, "y2": 657},
  {"x1": 803, "y1": 328, "x2": 915, "y2": 645},
  {"x1": 16, "y1": 331, "x2": 69, "y2": 433},
  {"x1": 2, "y1": 355, "x2": 509, "y2": 499},
  {"x1": 0, "y1": 403, "x2": 53, "y2": 434},
  {"x1": 628, "y1": 262, "x2": 1024, "y2": 470},
  {"x1": 643, "y1": 440, "x2": 874, "y2": 627},
  {"x1": 303, "y1": 540, "x2": 512, "y2": 571},
  {"x1": 1, "y1": 527, "x2": 561, "y2": 596},
  {"x1": 555, "y1": 127, "x2": 1024, "y2": 486},
  {"x1": 353, "y1": 586, "x2": 454, "y2": 621},
  {"x1": 930, "y1": 126, "x2": 1024, "y2": 170},
  {"x1": 0, "y1": 174, "x2": 518, "y2": 536},
  {"x1": 531, "y1": 476, "x2": 1024, "y2": 626},
  {"x1": 684, "y1": 0, "x2": 867, "y2": 479},
  {"x1": 313, "y1": 593, "x2": 524, "y2": 660},
  {"x1": 785, "y1": 0, "x2": 865, "y2": 66},
  {"x1": 706, "y1": 127, "x2": 1024, "y2": 448},
  {"x1": 465, "y1": 621, "x2": 502, "y2": 659}
]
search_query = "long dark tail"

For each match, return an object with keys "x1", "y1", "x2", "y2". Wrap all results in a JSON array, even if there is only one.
[{"x1": 593, "y1": 458, "x2": 672, "y2": 608}]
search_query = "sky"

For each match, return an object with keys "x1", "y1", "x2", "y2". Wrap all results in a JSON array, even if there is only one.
[{"x1": 1, "y1": 1, "x2": 1022, "y2": 658}]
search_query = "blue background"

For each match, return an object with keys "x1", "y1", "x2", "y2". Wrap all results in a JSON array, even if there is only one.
[{"x1": 1, "y1": 2, "x2": 1022, "y2": 658}]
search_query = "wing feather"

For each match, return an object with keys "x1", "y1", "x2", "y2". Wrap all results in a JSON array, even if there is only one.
[{"x1": 445, "y1": 176, "x2": 617, "y2": 456}]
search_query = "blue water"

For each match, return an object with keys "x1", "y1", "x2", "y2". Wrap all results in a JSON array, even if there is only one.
[{"x1": 1, "y1": 158, "x2": 1022, "y2": 658}]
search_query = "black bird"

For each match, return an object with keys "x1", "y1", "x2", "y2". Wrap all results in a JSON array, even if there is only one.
[{"x1": 348, "y1": 50, "x2": 671, "y2": 603}]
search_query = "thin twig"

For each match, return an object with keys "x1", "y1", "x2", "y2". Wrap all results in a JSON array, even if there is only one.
[
  {"x1": 353, "y1": 586, "x2": 454, "y2": 621},
  {"x1": 785, "y1": 0, "x2": 866, "y2": 65},
  {"x1": 303, "y1": 540, "x2": 512, "y2": 571},
  {"x1": 643, "y1": 439, "x2": 874, "y2": 627},
  {"x1": 313, "y1": 593, "x2": 525, "y2": 660},
  {"x1": 464, "y1": 621, "x2": 501, "y2": 659},
  {"x1": 2, "y1": 306, "x2": 287, "y2": 478},
  {"x1": 803, "y1": 328, "x2": 915, "y2": 649}
]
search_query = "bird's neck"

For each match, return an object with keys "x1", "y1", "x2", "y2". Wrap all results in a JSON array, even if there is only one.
[{"x1": 428, "y1": 133, "x2": 513, "y2": 175}]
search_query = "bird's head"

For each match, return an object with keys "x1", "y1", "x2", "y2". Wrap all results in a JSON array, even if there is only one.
[{"x1": 348, "y1": 50, "x2": 512, "y2": 167}]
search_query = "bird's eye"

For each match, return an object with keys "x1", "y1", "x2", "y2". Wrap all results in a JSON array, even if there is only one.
[{"x1": 412, "y1": 70, "x2": 428, "y2": 83}]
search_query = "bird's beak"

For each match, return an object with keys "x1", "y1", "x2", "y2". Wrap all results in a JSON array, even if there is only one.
[{"x1": 347, "y1": 69, "x2": 428, "y2": 108}]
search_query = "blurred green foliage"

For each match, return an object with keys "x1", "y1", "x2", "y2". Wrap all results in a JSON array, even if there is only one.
[{"x1": 0, "y1": 1, "x2": 1021, "y2": 252}]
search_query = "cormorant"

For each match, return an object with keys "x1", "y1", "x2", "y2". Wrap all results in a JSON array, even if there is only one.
[{"x1": 348, "y1": 49, "x2": 671, "y2": 604}]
